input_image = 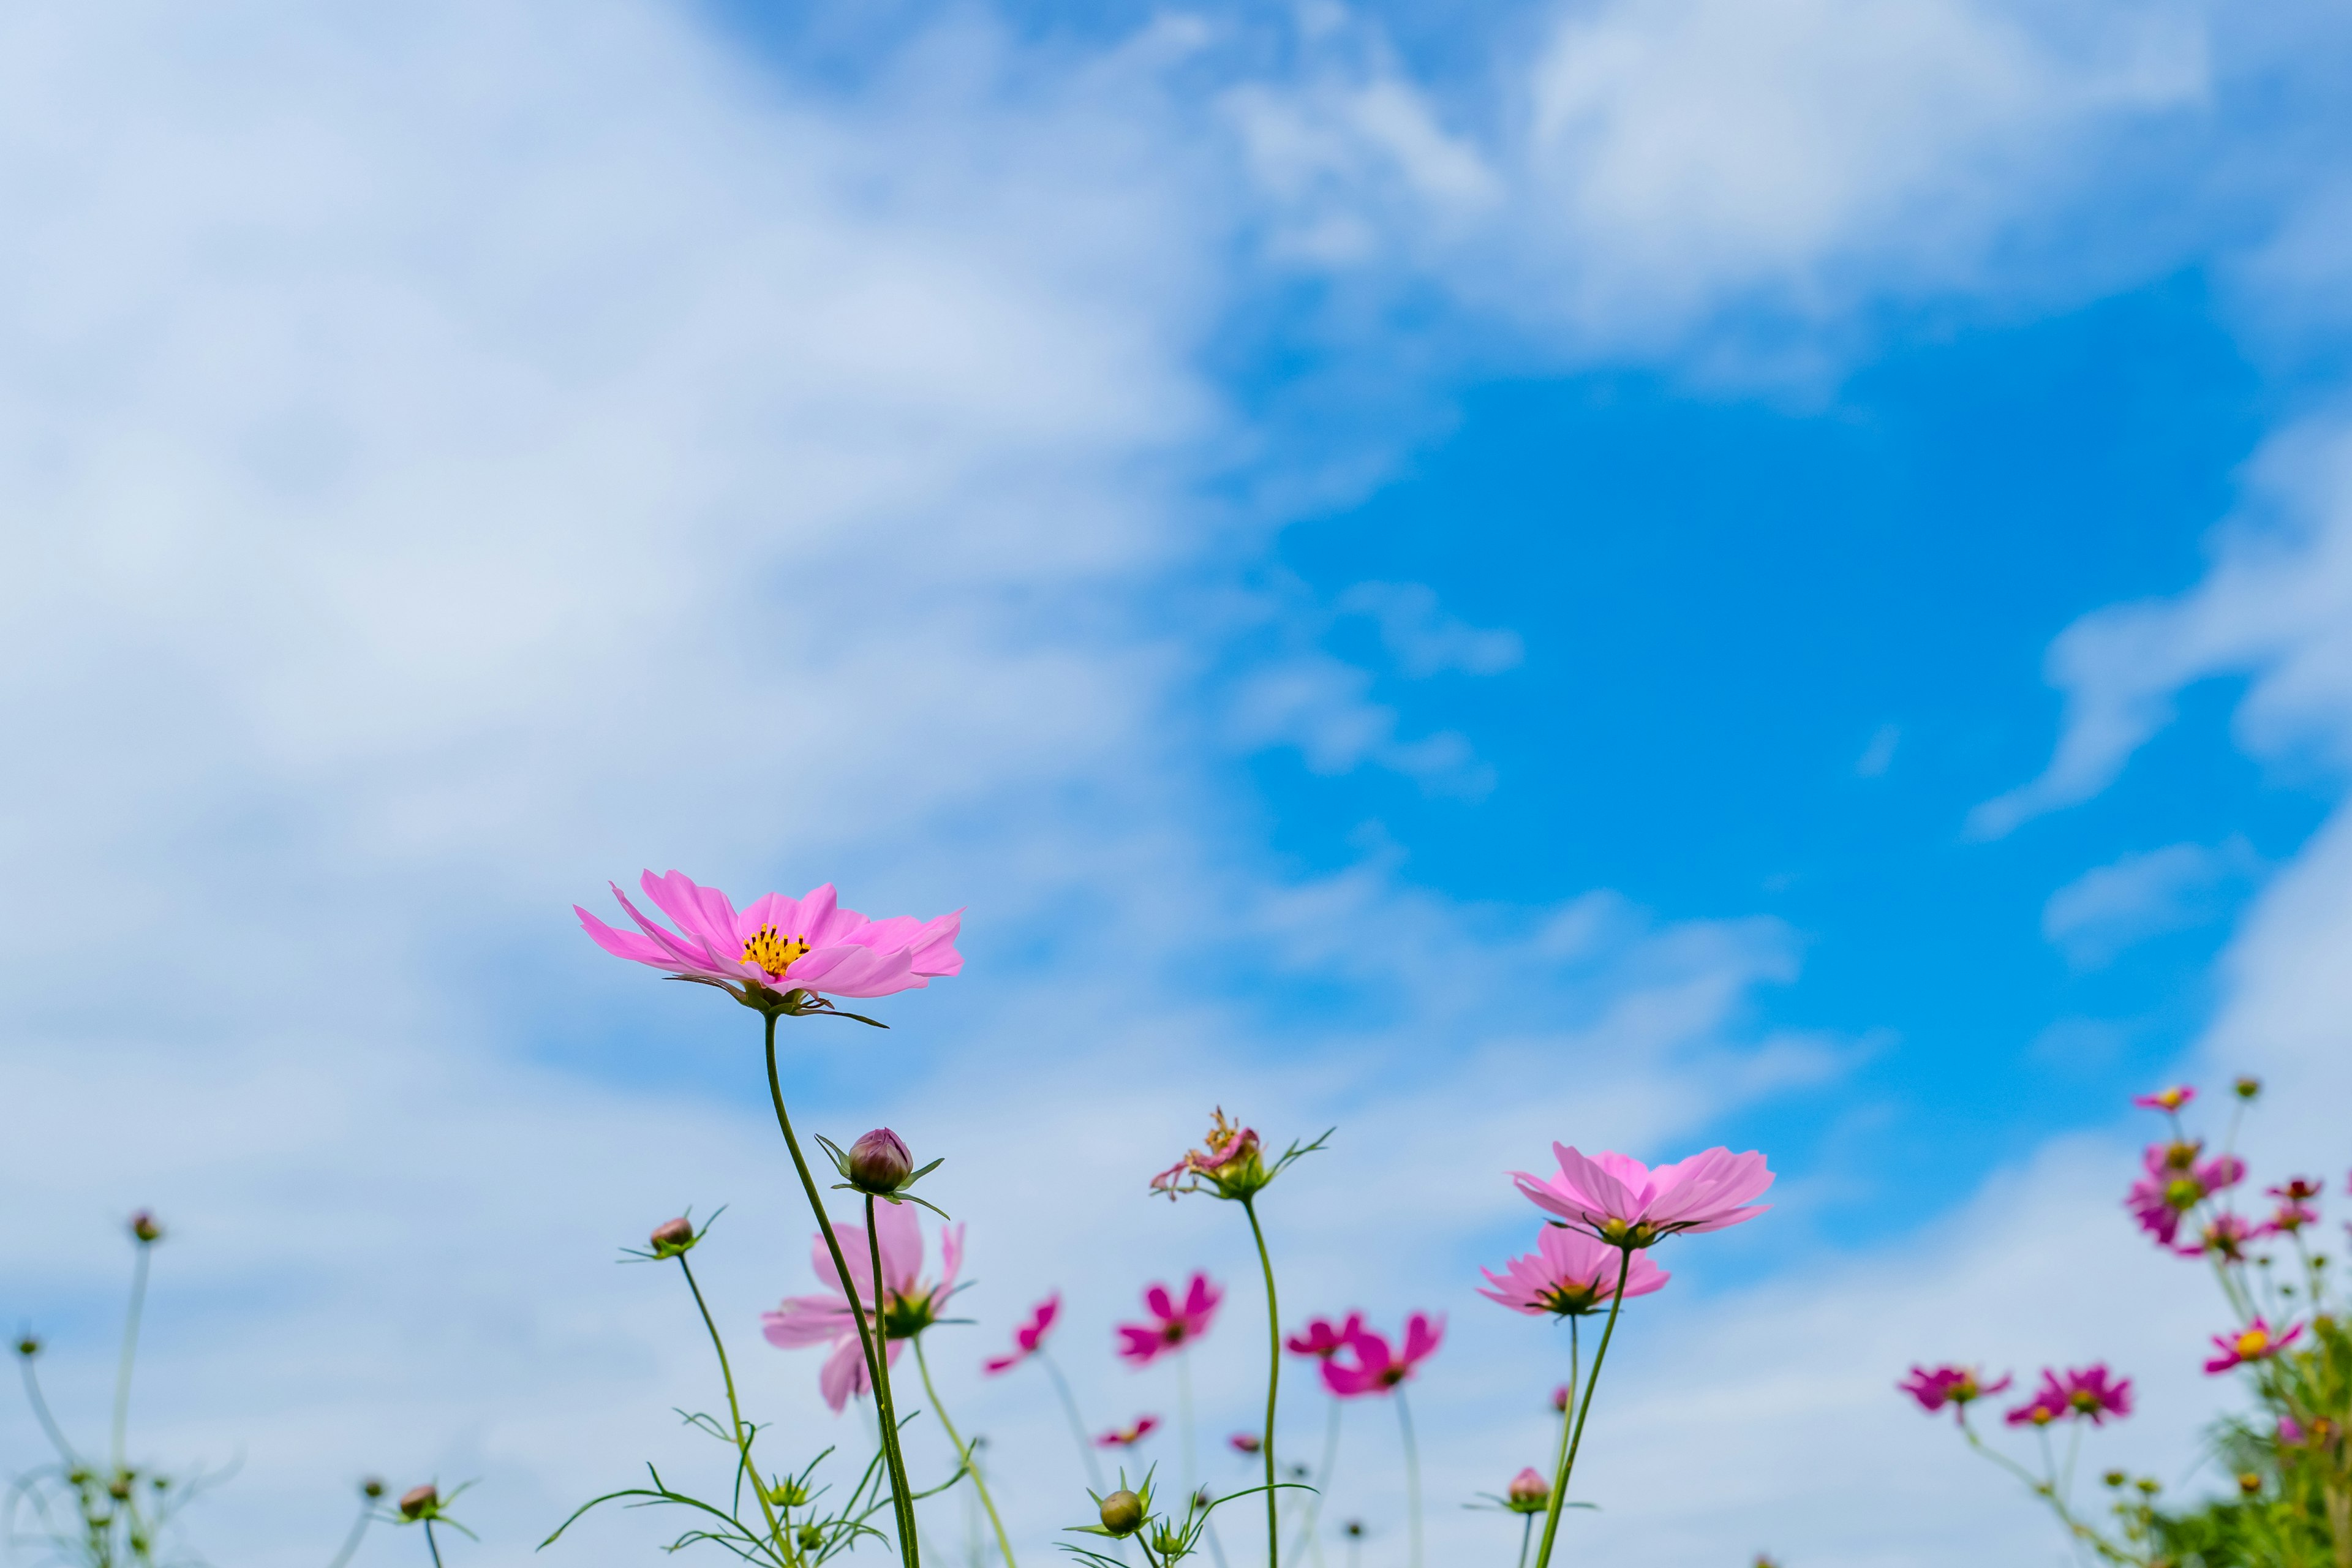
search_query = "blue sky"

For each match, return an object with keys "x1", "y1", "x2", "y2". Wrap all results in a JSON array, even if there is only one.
[{"x1": 7, "y1": 2, "x2": 2352, "y2": 1567}]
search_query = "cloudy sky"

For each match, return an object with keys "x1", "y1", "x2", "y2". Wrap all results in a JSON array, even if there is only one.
[{"x1": 6, "y1": 1, "x2": 2352, "y2": 1565}]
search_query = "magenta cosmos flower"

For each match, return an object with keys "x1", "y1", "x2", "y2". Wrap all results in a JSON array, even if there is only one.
[
  {"x1": 1286, "y1": 1313, "x2": 1363, "y2": 1361},
  {"x1": 1097, "y1": 1415, "x2": 1159, "y2": 1448},
  {"x1": 2013, "y1": 1366, "x2": 2132, "y2": 1425},
  {"x1": 983, "y1": 1293, "x2": 1060, "y2": 1376},
  {"x1": 577, "y1": 870, "x2": 962, "y2": 1008},
  {"x1": 1322, "y1": 1314, "x2": 1442, "y2": 1398},
  {"x1": 1116, "y1": 1273, "x2": 1222, "y2": 1367},
  {"x1": 2133, "y1": 1085, "x2": 2196, "y2": 1113},
  {"x1": 2206, "y1": 1318, "x2": 2304, "y2": 1374},
  {"x1": 1479, "y1": 1224, "x2": 1670, "y2": 1317},
  {"x1": 1512, "y1": 1145, "x2": 1773, "y2": 1248},
  {"x1": 762, "y1": 1202, "x2": 964, "y2": 1412},
  {"x1": 1899, "y1": 1365, "x2": 2012, "y2": 1422}
]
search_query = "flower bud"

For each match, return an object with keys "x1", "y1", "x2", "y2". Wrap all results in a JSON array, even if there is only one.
[
  {"x1": 362, "y1": 1478, "x2": 385, "y2": 1499},
  {"x1": 767, "y1": 1478, "x2": 812, "y2": 1509},
  {"x1": 2101, "y1": 1470, "x2": 2125, "y2": 1488},
  {"x1": 1228, "y1": 1432, "x2": 1261, "y2": 1455},
  {"x1": 650, "y1": 1217, "x2": 696, "y2": 1254},
  {"x1": 129, "y1": 1212, "x2": 162, "y2": 1245},
  {"x1": 796, "y1": 1524, "x2": 823, "y2": 1553},
  {"x1": 2237, "y1": 1472, "x2": 2263, "y2": 1496},
  {"x1": 1550, "y1": 1384, "x2": 1569, "y2": 1412},
  {"x1": 15, "y1": 1335, "x2": 39, "y2": 1358},
  {"x1": 399, "y1": 1485, "x2": 438, "y2": 1521},
  {"x1": 1098, "y1": 1489, "x2": 1145, "y2": 1537},
  {"x1": 847, "y1": 1129, "x2": 914, "y2": 1194},
  {"x1": 2136, "y1": 1478, "x2": 2161, "y2": 1495},
  {"x1": 1507, "y1": 1468, "x2": 1550, "y2": 1509},
  {"x1": 1344, "y1": 1520, "x2": 1365, "y2": 1539},
  {"x1": 2235, "y1": 1076, "x2": 2262, "y2": 1101},
  {"x1": 108, "y1": 1476, "x2": 132, "y2": 1501}
]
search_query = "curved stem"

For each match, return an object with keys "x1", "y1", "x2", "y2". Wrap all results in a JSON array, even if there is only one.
[
  {"x1": 111, "y1": 1243, "x2": 153, "y2": 1472},
  {"x1": 324, "y1": 1499, "x2": 375, "y2": 1568},
  {"x1": 423, "y1": 1519, "x2": 445, "y2": 1568},
  {"x1": 679, "y1": 1253, "x2": 788, "y2": 1556},
  {"x1": 1395, "y1": 1389, "x2": 1421, "y2": 1568},
  {"x1": 1242, "y1": 1196, "x2": 1282, "y2": 1568},
  {"x1": 912, "y1": 1337, "x2": 1018, "y2": 1567},
  {"x1": 1038, "y1": 1350, "x2": 1106, "y2": 1493},
  {"x1": 1288, "y1": 1396, "x2": 1341, "y2": 1564},
  {"x1": 763, "y1": 1014, "x2": 916, "y2": 1567},
  {"x1": 1532, "y1": 1251, "x2": 1632, "y2": 1568},
  {"x1": 866, "y1": 1197, "x2": 919, "y2": 1562},
  {"x1": 18, "y1": 1356, "x2": 79, "y2": 1465}
]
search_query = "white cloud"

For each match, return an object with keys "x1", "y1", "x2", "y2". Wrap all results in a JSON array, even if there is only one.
[
  {"x1": 1335, "y1": 581, "x2": 1523, "y2": 677},
  {"x1": 1855, "y1": 724, "x2": 1901, "y2": 779},
  {"x1": 2042, "y1": 837, "x2": 2263, "y2": 967}
]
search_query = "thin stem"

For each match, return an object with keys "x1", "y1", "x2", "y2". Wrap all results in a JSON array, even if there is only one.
[
  {"x1": 1038, "y1": 1350, "x2": 1106, "y2": 1493},
  {"x1": 424, "y1": 1519, "x2": 445, "y2": 1568},
  {"x1": 1178, "y1": 1352, "x2": 1196, "y2": 1501},
  {"x1": 1517, "y1": 1514, "x2": 1535, "y2": 1568},
  {"x1": 764, "y1": 1014, "x2": 917, "y2": 1568},
  {"x1": 1533, "y1": 1249, "x2": 1634, "y2": 1568},
  {"x1": 913, "y1": 1336, "x2": 1019, "y2": 1567},
  {"x1": 18, "y1": 1356, "x2": 79, "y2": 1465},
  {"x1": 1395, "y1": 1389, "x2": 1421, "y2": 1568},
  {"x1": 323, "y1": 1498, "x2": 376, "y2": 1568},
  {"x1": 679, "y1": 1254, "x2": 788, "y2": 1558},
  {"x1": 111, "y1": 1243, "x2": 153, "y2": 1472},
  {"x1": 1242, "y1": 1196, "x2": 1282, "y2": 1568},
  {"x1": 866, "y1": 1196, "x2": 920, "y2": 1564},
  {"x1": 1288, "y1": 1395, "x2": 1341, "y2": 1564}
]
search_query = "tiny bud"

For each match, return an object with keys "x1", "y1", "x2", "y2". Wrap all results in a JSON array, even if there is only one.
[
  {"x1": 847, "y1": 1128, "x2": 914, "y2": 1194},
  {"x1": 767, "y1": 1478, "x2": 811, "y2": 1509},
  {"x1": 399, "y1": 1485, "x2": 438, "y2": 1520},
  {"x1": 1507, "y1": 1467, "x2": 1550, "y2": 1509},
  {"x1": 1098, "y1": 1489, "x2": 1146, "y2": 1537},
  {"x1": 1193, "y1": 1488, "x2": 1214, "y2": 1510},
  {"x1": 129, "y1": 1212, "x2": 162, "y2": 1245},
  {"x1": 1344, "y1": 1520, "x2": 1365, "y2": 1539},
  {"x1": 796, "y1": 1524, "x2": 823, "y2": 1553},
  {"x1": 2136, "y1": 1478, "x2": 2162, "y2": 1495},
  {"x1": 2237, "y1": 1472, "x2": 2263, "y2": 1496},
  {"x1": 108, "y1": 1476, "x2": 132, "y2": 1501},
  {"x1": 1550, "y1": 1384, "x2": 1570, "y2": 1412},
  {"x1": 2235, "y1": 1076, "x2": 2262, "y2": 1101},
  {"x1": 1227, "y1": 1432, "x2": 1261, "y2": 1455},
  {"x1": 15, "y1": 1335, "x2": 39, "y2": 1358},
  {"x1": 361, "y1": 1478, "x2": 385, "y2": 1499},
  {"x1": 650, "y1": 1217, "x2": 696, "y2": 1254},
  {"x1": 2101, "y1": 1470, "x2": 2125, "y2": 1488}
]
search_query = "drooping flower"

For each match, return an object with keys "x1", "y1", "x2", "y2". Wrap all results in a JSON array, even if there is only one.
[
  {"x1": 576, "y1": 871, "x2": 962, "y2": 1011},
  {"x1": 1115, "y1": 1273, "x2": 1223, "y2": 1366},
  {"x1": 2132, "y1": 1085, "x2": 2196, "y2": 1114},
  {"x1": 1478, "y1": 1224, "x2": 1670, "y2": 1317},
  {"x1": 2205, "y1": 1317, "x2": 2304, "y2": 1374},
  {"x1": 1898, "y1": 1365, "x2": 2012, "y2": 1421},
  {"x1": 1511, "y1": 1145, "x2": 1773, "y2": 1248},
  {"x1": 761, "y1": 1202, "x2": 964, "y2": 1413},
  {"x1": 983, "y1": 1293, "x2": 1060, "y2": 1376},
  {"x1": 2054, "y1": 1366, "x2": 2134, "y2": 1423},
  {"x1": 1286, "y1": 1313, "x2": 1364, "y2": 1361},
  {"x1": 1097, "y1": 1415, "x2": 1160, "y2": 1448},
  {"x1": 2005, "y1": 1384, "x2": 2067, "y2": 1428},
  {"x1": 1322, "y1": 1314, "x2": 1443, "y2": 1398}
]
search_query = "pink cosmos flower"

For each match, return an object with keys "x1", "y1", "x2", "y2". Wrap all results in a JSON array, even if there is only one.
[
  {"x1": 577, "y1": 871, "x2": 962, "y2": 1003},
  {"x1": 2205, "y1": 1317, "x2": 2304, "y2": 1374},
  {"x1": 1322, "y1": 1314, "x2": 1443, "y2": 1398},
  {"x1": 2272, "y1": 1177, "x2": 2324, "y2": 1204},
  {"x1": 2005, "y1": 1385, "x2": 2067, "y2": 1428},
  {"x1": 2269, "y1": 1201, "x2": 2320, "y2": 1236},
  {"x1": 1898, "y1": 1365, "x2": 2012, "y2": 1422},
  {"x1": 2054, "y1": 1366, "x2": 2134, "y2": 1424},
  {"x1": 1479, "y1": 1224, "x2": 1670, "y2": 1317},
  {"x1": 1098, "y1": 1415, "x2": 1159, "y2": 1448},
  {"x1": 1511, "y1": 1145, "x2": 1773, "y2": 1248},
  {"x1": 1550, "y1": 1384, "x2": 1570, "y2": 1412},
  {"x1": 2186, "y1": 1212, "x2": 2259, "y2": 1262},
  {"x1": 1229, "y1": 1433, "x2": 1262, "y2": 1455},
  {"x1": 983, "y1": 1293, "x2": 1060, "y2": 1376},
  {"x1": 2126, "y1": 1140, "x2": 2243, "y2": 1248},
  {"x1": 1116, "y1": 1273, "x2": 1223, "y2": 1366},
  {"x1": 2133, "y1": 1085, "x2": 2196, "y2": 1113},
  {"x1": 2280, "y1": 1416, "x2": 2307, "y2": 1447},
  {"x1": 761, "y1": 1202, "x2": 964, "y2": 1413},
  {"x1": 1286, "y1": 1313, "x2": 1363, "y2": 1360}
]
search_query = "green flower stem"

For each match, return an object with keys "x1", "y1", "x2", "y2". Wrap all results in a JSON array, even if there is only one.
[
  {"x1": 111, "y1": 1242, "x2": 152, "y2": 1472},
  {"x1": 911, "y1": 1336, "x2": 1017, "y2": 1567},
  {"x1": 1532, "y1": 1246, "x2": 1634, "y2": 1568},
  {"x1": 676, "y1": 1253, "x2": 789, "y2": 1559},
  {"x1": 18, "y1": 1355, "x2": 78, "y2": 1465},
  {"x1": 1242, "y1": 1195, "x2": 1283, "y2": 1568},
  {"x1": 1037, "y1": 1349, "x2": 1105, "y2": 1493},
  {"x1": 1395, "y1": 1387, "x2": 1422, "y2": 1568},
  {"x1": 1287, "y1": 1395, "x2": 1340, "y2": 1564},
  {"x1": 423, "y1": 1519, "x2": 444, "y2": 1568},
  {"x1": 865, "y1": 1196, "x2": 921, "y2": 1562},
  {"x1": 1517, "y1": 1514, "x2": 1535, "y2": 1568},
  {"x1": 323, "y1": 1495, "x2": 375, "y2": 1568},
  {"x1": 763, "y1": 1014, "x2": 918, "y2": 1568}
]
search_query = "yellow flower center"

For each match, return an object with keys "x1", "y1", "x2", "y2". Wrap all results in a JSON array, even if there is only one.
[
  {"x1": 742, "y1": 926, "x2": 812, "y2": 979},
  {"x1": 2236, "y1": 1329, "x2": 2270, "y2": 1358}
]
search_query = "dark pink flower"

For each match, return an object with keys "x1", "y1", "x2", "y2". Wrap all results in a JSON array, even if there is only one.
[
  {"x1": 577, "y1": 871, "x2": 962, "y2": 1004},
  {"x1": 1097, "y1": 1415, "x2": 1159, "y2": 1448},
  {"x1": 1550, "y1": 1384, "x2": 1570, "y2": 1412},
  {"x1": 1228, "y1": 1432, "x2": 1262, "y2": 1455},
  {"x1": 1479, "y1": 1224, "x2": 1669, "y2": 1317},
  {"x1": 1322, "y1": 1314, "x2": 1443, "y2": 1398},
  {"x1": 2127, "y1": 1140, "x2": 2232, "y2": 1248},
  {"x1": 1115, "y1": 1273, "x2": 1223, "y2": 1366},
  {"x1": 2055, "y1": 1366, "x2": 2133, "y2": 1424},
  {"x1": 762, "y1": 1204, "x2": 963, "y2": 1412},
  {"x1": 1285, "y1": 1313, "x2": 1363, "y2": 1360},
  {"x1": 2132, "y1": 1085, "x2": 2196, "y2": 1113},
  {"x1": 1511, "y1": 1145, "x2": 1773, "y2": 1248},
  {"x1": 2205, "y1": 1318, "x2": 2304, "y2": 1374},
  {"x1": 1150, "y1": 1109, "x2": 1267, "y2": 1200},
  {"x1": 2269, "y1": 1201, "x2": 2320, "y2": 1236},
  {"x1": 983, "y1": 1292, "x2": 1060, "y2": 1376},
  {"x1": 2185, "y1": 1212, "x2": 2258, "y2": 1262},
  {"x1": 2005, "y1": 1385, "x2": 2067, "y2": 1428},
  {"x1": 2271, "y1": 1177, "x2": 2324, "y2": 1203},
  {"x1": 2280, "y1": 1416, "x2": 2307, "y2": 1447},
  {"x1": 1898, "y1": 1365, "x2": 2011, "y2": 1421}
]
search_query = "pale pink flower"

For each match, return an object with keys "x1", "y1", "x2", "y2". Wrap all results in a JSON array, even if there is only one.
[
  {"x1": 983, "y1": 1293, "x2": 1060, "y2": 1376},
  {"x1": 2205, "y1": 1318, "x2": 2304, "y2": 1374},
  {"x1": 1322, "y1": 1314, "x2": 1442, "y2": 1398},
  {"x1": 1898, "y1": 1365, "x2": 2011, "y2": 1421},
  {"x1": 1115, "y1": 1273, "x2": 1222, "y2": 1367},
  {"x1": 1285, "y1": 1313, "x2": 1363, "y2": 1360},
  {"x1": 1097, "y1": 1415, "x2": 1159, "y2": 1448},
  {"x1": 577, "y1": 871, "x2": 961, "y2": 1003},
  {"x1": 1512, "y1": 1145, "x2": 1773, "y2": 1247},
  {"x1": 761, "y1": 1202, "x2": 964, "y2": 1413},
  {"x1": 1479, "y1": 1224, "x2": 1669, "y2": 1317}
]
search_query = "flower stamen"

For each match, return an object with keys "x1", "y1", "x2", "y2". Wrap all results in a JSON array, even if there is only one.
[{"x1": 742, "y1": 925, "x2": 811, "y2": 978}]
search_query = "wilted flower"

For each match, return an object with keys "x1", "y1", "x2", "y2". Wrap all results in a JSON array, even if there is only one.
[
  {"x1": 984, "y1": 1293, "x2": 1060, "y2": 1376},
  {"x1": 576, "y1": 872, "x2": 962, "y2": 1013},
  {"x1": 2204, "y1": 1317, "x2": 2304, "y2": 1374},
  {"x1": 2132, "y1": 1085, "x2": 2196, "y2": 1113},
  {"x1": 1479, "y1": 1224, "x2": 1670, "y2": 1317},
  {"x1": 1898, "y1": 1365, "x2": 2012, "y2": 1421},
  {"x1": 1150, "y1": 1109, "x2": 1266, "y2": 1200},
  {"x1": 762, "y1": 1203, "x2": 964, "y2": 1412},
  {"x1": 1322, "y1": 1314, "x2": 1442, "y2": 1398},
  {"x1": 1096, "y1": 1416, "x2": 1159, "y2": 1449},
  {"x1": 1511, "y1": 1145, "x2": 1773, "y2": 1248},
  {"x1": 1504, "y1": 1468, "x2": 1549, "y2": 1513},
  {"x1": 1115, "y1": 1274, "x2": 1223, "y2": 1367},
  {"x1": 1286, "y1": 1313, "x2": 1363, "y2": 1360}
]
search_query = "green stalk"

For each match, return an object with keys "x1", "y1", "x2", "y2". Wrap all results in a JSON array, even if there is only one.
[
  {"x1": 1532, "y1": 1248, "x2": 1633, "y2": 1568},
  {"x1": 1395, "y1": 1388, "x2": 1422, "y2": 1568},
  {"x1": 866, "y1": 1196, "x2": 920, "y2": 1561},
  {"x1": 111, "y1": 1242, "x2": 152, "y2": 1472},
  {"x1": 424, "y1": 1519, "x2": 445, "y2": 1568},
  {"x1": 1287, "y1": 1395, "x2": 1340, "y2": 1564},
  {"x1": 1038, "y1": 1350, "x2": 1106, "y2": 1493},
  {"x1": 1242, "y1": 1196, "x2": 1283, "y2": 1568},
  {"x1": 677, "y1": 1253, "x2": 789, "y2": 1558},
  {"x1": 912, "y1": 1337, "x2": 1018, "y2": 1566}
]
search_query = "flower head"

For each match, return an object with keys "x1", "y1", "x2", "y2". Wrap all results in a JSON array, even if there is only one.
[
  {"x1": 649, "y1": 1216, "x2": 698, "y2": 1257},
  {"x1": 2187, "y1": 1212, "x2": 2259, "y2": 1262},
  {"x1": 128, "y1": 1210, "x2": 162, "y2": 1245},
  {"x1": 1550, "y1": 1384, "x2": 1570, "y2": 1412},
  {"x1": 1322, "y1": 1314, "x2": 1442, "y2": 1398},
  {"x1": 2005, "y1": 1385, "x2": 2065, "y2": 1428},
  {"x1": 2055, "y1": 1366, "x2": 2133, "y2": 1423},
  {"x1": 983, "y1": 1293, "x2": 1060, "y2": 1376},
  {"x1": 1228, "y1": 1432, "x2": 1262, "y2": 1455},
  {"x1": 1511, "y1": 1145, "x2": 1773, "y2": 1248},
  {"x1": 1116, "y1": 1273, "x2": 1223, "y2": 1366},
  {"x1": 762, "y1": 1204, "x2": 964, "y2": 1412},
  {"x1": 1097, "y1": 1415, "x2": 1159, "y2": 1449},
  {"x1": 1286, "y1": 1313, "x2": 1363, "y2": 1360},
  {"x1": 1504, "y1": 1469, "x2": 1550, "y2": 1513},
  {"x1": 399, "y1": 1485, "x2": 439, "y2": 1521},
  {"x1": 846, "y1": 1129, "x2": 914, "y2": 1193},
  {"x1": 2272, "y1": 1177, "x2": 2324, "y2": 1203},
  {"x1": 2126, "y1": 1140, "x2": 2239, "y2": 1248},
  {"x1": 2204, "y1": 1317, "x2": 2304, "y2": 1374},
  {"x1": 1479, "y1": 1224, "x2": 1670, "y2": 1318},
  {"x1": 577, "y1": 871, "x2": 962, "y2": 1015},
  {"x1": 1149, "y1": 1109, "x2": 1266, "y2": 1200},
  {"x1": 2133, "y1": 1085, "x2": 2196, "y2": 1113},
  {"x1": 1898, "y1": 1365, "x2": 2012, "y2": 1422}
]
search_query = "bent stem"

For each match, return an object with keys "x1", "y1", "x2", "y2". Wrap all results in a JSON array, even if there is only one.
[
  {"x1": 1038, "y1": 1349, "x2": 1106, "y2": 1493},
  {"x1": 1242, "y1": 1194, "x2": 1283, "y2": 1568},
  {"x1": 912, "y1": 1336, "x2": 1018, "y2": 1567},
  {"x1": 324, "y1": 1496, "x2": 375, "y2": 1568},
  {"x1": 678, "y1": 1253, "x2": 787, "y2": 1555},
  {"x1": 764, "y1": 1013, "x2": 917, "y2": 1568},
  {"x1": 111, "y1": 1241, "x2": 153, "y2": 1471},
  {"x1": 1532, "y1": 1248, "x2": 1632, "y2": 1568},
  {"x1": 1395, "y1": 1389, "x2": 1422, "y2": 1568}
]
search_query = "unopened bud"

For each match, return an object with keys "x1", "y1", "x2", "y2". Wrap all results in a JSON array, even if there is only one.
[
  {"x1": 1227, "y1": 1432, "x2": 1261, "y2": 1455},
  {"x1": 2237, "y1": 1472, "x2": 2263, "y2": 1495},
  {"x1": 650, "y1": 1217, "x2": 696, "y2": 1254},
  {"x1": 15, "y1": 1335, "x2": 39, "y2": 1358},
  {"x1": 129, "y1": 1212, "x2": 162, "y2": 1245},
  {"x1": 2136, "y1": 1478, "x2": 2162, "y2": 1495},
  {"x1": 847, "y1": 1129, "x2": 914, "y2": 1194},
  {"x1": 2101, "y1": 1470, "x2": 2125, "y2": 1488},
  {"x1": 399, "y1": 1485, "x2": 438, "y2": 1520},
  {"x1": 1550, "y1": 1384, "x2": 1569, "y2": 1412},
  {"x1": 767, "y1": 1478, "x2": 811, "y2": 1509},
  {"x1": 1344, "y1": 1520, "x2": 1365, "y2": 1539},
  {"x1": 2235, "y1": 1076, "x2": 2262, "y2": 1101},
  {"x1": 1506, "y1": 1467, "x2": 1550, "y2": 1510},
  {"x1": 108, "y1": 1476, "x2": 132, "y2": 1501},
  {"x1": 361, "y1": 1478, "x2": 385, "y2": 1499},
  {"x1": 1098, "y1": 1489, "x2": 1145, "y2": 1536},
  {"x1": 796, "y1": 1523, "x2": 823, "y2": 1553}
]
